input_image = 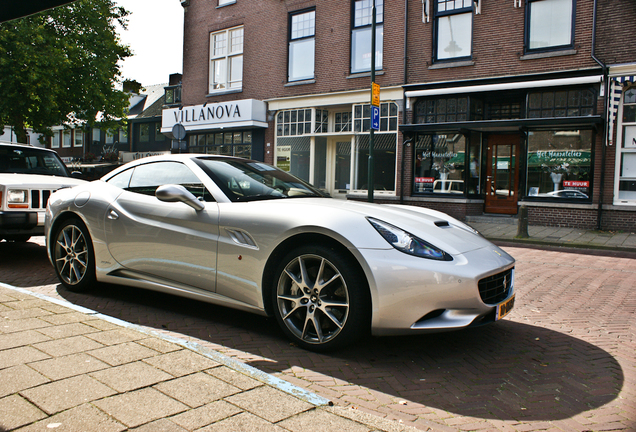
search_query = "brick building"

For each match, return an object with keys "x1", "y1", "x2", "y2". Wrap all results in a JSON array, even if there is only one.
[{"x1": 166, "y1": 0, "x2": 635, "y2": 230}]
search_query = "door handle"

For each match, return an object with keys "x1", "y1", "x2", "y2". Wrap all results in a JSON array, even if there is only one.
[{"x1": 108, "y1": 210, "x2": 119, "y2": 220}]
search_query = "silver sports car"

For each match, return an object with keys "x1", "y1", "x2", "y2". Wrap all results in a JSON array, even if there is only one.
[{"x1": 45, "y1": 155, "x2": 515, "y2": 351}]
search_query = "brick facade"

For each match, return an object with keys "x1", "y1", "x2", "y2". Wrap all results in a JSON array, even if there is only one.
[{"x1": 177, "y1": 0, "x2": 635, "y2": 231}]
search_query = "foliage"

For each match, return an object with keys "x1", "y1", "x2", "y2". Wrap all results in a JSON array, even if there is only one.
[{"x1": 0, "y1": 0, "x2": 132, "y2": 143}]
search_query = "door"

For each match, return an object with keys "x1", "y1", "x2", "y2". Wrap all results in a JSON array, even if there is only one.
[
  {"x1": 104, "y1": 161, "x2": 219, "y2": 291},
  {"x1": 485, "y1": 134, "x2": 520, "y2": 214},
  {"x1": 313, "y1": 137, "x2": 352, "y2": 199}
]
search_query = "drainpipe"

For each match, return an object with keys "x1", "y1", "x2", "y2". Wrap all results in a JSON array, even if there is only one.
[
  {"x1": 591, "y1": 0, "x2": 608, "y2": 231},
  {"x1": 400, "y1": 137, "x2": 414, "y2": 204}
]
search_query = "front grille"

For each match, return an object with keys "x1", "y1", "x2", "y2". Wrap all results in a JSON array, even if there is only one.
[
  {"x1": 30, "y1": 190, "x2": 52, "y2": 209},
  {"x1": 478, "y1": 268, "x2": 513, "y2": 305}
]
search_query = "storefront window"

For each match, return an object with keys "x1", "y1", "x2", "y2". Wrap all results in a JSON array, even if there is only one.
[
  {"x1": 276, "y1": 136, "x2": 310, "y2": 181},
  {"x1": 526, "y1": 130, "x2": 592, "y2": 199},
  {"x1": 413, "y1": 134, "x2": 466, "y2": 195},
  {"x1": 352, "y1": 134, "x2": 396, "y2": 191},
  {"x1": 188, "y1": 131, "x2": 253, "y2": 158}
]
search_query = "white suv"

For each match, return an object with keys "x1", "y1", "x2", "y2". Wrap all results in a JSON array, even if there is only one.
[{"x1": 0, "y1": 142, "x2": 86, "y2": 242}]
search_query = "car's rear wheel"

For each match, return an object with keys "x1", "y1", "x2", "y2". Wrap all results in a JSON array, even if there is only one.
[
  {"x1": 273, "y1": 245, "x2": 370, "y2": 351},
  {"x1": 52, "y1": 218, "x2": 96, "y2": 292}
]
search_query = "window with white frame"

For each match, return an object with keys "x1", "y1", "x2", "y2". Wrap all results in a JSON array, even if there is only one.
[
  {"x1": 74, "y1": 130, "x2": 84, "y2": 147},
  {"x1": 218, "y1": 0, "x2": 234, "y2": 5},
  {"x1": 351, "y1": 0, "x2": 383, "y2": 74},
  {"x1": 526, "y1": 0, "x2": 574, "y2": 51},
  {"x1": 617, "y1": 86, "x2": 636, "y2": 203},
  {"x1": 209, "y1": 26, "x2": 244, "y2": 93},
  {"x1": 353, "y1": 102, "x2": 398, "y2": 132},
  {"x1": 434, "y1": 0, "x2": 473, "y2": 61},
  {"x1": 62, "y1": 130, "x2": 72, "y2": 148},
  {"x1": 51, "y1": 131, "x2": 60, "y2": 148},
  {"x1": 289, "y1": 9, "x2": 315, "y2": 82}
]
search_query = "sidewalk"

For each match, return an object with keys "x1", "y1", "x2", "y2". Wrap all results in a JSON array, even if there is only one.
[
  {"x1": 466, "y1": 216, "x2": 636, "y2": 254},
  {"x1": 0, "y1": 284, "x2": 419, "y2": 432}
]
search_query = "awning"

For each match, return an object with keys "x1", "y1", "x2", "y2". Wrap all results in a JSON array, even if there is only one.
[{"x1": 608, "y1": 75, "x2": 636, "y2": 146}]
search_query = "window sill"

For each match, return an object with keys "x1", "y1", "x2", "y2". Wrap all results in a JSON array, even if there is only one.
[
  {"x1": 216, "y1": 0, "x2": 236, "y2": 8},
  {"x1": 520, "y1": 49, "x2": 577, "y2": 61},
  {"x1": 347, "y1": 71, "x2": 385, "y2": 79},
  {"x1": 206, "y1": 88, "x2": 242, "y2": 97},
  {"x1": 284, "y1": 79, "x2": 316, "y2": 87},
  {"x1": 428, "y1": 60, "x2": 475, "y2": 70}
]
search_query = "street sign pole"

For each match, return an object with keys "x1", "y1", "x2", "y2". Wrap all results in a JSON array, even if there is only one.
[{"x1": 367, "y1": 0, "x2": 376, "y2": 203}]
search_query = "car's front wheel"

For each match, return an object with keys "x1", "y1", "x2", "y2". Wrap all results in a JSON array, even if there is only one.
[
  {"x1": 273, "y1": 245, "x2": 370, "y2": 351},
  {"x1": 52, "y1": 218, "x2": 96, "y2": 292}
]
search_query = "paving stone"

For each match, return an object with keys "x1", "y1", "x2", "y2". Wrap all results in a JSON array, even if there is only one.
[
  {"x1": 28, "y1": 352, "x2": 109, "y2": 381},
  {"x1": 197, "y1": 412, "x2": 287, "y2": 432},
  {"x1": 0, "y1": 307, "x2": 52, "y2": 321},
  {"x1": 143, "y1": 348, "x2": 220, "y2": 377},
  {"x1": 136, "y1": 337, "x2": 182, "y2": 353},
  {"x1": 0, "y1": 329, "x2": 51, "y2": 350},
  {"x1": 129, "y1": 418, "x2": 188, "y2": 432},
  {"x1": 15, "y1": 403, "x2": 127, "y2": 432},
  {"x1": 20, "y1": 374, "x2": 116, "y2": 414},
  {"x1": 154, "y1": 372, "x2": 241, "y2": 408},
  {"x1": 85, "y1": 328, "x2": 147, "y2": 345},
  {"x1": 206, "y1": 365, "x2": 263, "y2": 390},
  {"x1": 0, "y1": 317, "x2": 52, "y2": 333},
  {"x1": 93, "y1": 387, "x2": 188, "y2": 428},
  {"x1": 88, "y1": 341, "x2": 159, "y2": 366},
  {"x1": 90, "y1": 360, "x2": 174, "y2": 392},
  {"x1": 38, "y1": 312, "x2": 94, "y2": 325},
  {"x1": 0, "y1": 394, "x2": 47, "y2": 430},
  {"x1": 225, "y1": 385, "x2": 313, "y2": 423},
  {"x1": 170, "y1": 400, "x2": 242, "y2": 430},
  {"x1": 33, "y1": 335, "x2": 105, "y2": 357},
  {"x1": 0, "y1": 365, "x2": 50, "y2": 398},
  {"x1": 0, "y1": 345, "x2": 50, "y2": 369},
  {"x1": 278, "y1": 408, "x2": 370, "y2": 432},
  {"x1": 35, "y1": 322, "x2": 98, "y2": 339}
]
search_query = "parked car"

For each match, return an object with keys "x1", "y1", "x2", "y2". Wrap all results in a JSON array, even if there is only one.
[
  {"x1": 45, "y1": 155, "x2": 515, "y2": 351},
  {"x1": 0, "y1": 142, "x2": 86, "y2": 242}
]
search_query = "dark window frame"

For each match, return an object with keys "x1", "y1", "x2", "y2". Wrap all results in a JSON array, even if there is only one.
[
  {"x1": 288, "y1": 7, "x2": 316, "y2": 82},
  {"x1": 350, "y1": 0, "x2": 384, "y2": 74},
  {"x1": 433, "y1": 0, "x2": 474, "y2": 63},
  {"x1": 524, "y1": 0, "x2": 576, "y2": 54}
]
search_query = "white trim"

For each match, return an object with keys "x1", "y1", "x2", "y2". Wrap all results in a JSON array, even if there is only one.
[
  {"x1": 404, "y1": 75, "x2": 603, "y2": 98},
  {"x1": 266, "y1": 86, "x2": 403, "y2": 111}
]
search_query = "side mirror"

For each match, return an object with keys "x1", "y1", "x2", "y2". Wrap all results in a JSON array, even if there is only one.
[{"x1": 156, "y1": 184, "x2": 205, "y2": 211}]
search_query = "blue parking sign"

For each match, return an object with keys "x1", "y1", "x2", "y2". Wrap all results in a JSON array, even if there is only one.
[{"x1": 371, "y1": 105, "x2": 380, "y2": 131}]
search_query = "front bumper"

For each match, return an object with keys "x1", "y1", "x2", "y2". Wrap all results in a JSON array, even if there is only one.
[
  {"x1": 0, "y1": 211, "x2": 42, "y2": 235},
  {"x1": 356, "y1": 246, "x2": 516, "y2": 336}
]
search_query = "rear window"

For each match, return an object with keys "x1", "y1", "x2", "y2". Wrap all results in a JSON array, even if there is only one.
[{"x1": 0, "y1": 145, "x2": 70, "y2": 177}]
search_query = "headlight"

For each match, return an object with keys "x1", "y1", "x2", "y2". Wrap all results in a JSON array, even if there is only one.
[
  {"x1": 367, "y1": 217, "x2": 452, "y2": 261},
  {"x1": 7, "y1": 189, "x2": 28, "y2": 208}
]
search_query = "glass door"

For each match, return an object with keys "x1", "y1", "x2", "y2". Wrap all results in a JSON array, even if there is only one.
[{"x1": 485, "y1": 134, "x2": 520, "y2": 214}]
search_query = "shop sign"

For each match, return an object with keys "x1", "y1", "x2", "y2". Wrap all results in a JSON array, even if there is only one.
[
  {"x1": 161, "y1": 99, "x2": 267, "y2": 132},
  {"x1": 415, "y1": 177, "x2": 434, "y2": 193},
  {"x1": 121, "y1": 151, "x2": 171, "y2": 163},
  {"x1": 563, "y1": 180, "x2": 590, "y2": 193}
]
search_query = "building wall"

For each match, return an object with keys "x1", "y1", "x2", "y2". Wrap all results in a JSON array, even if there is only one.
[{"x1": 594, "y1": 0, "x2": 636, "y2": 65}]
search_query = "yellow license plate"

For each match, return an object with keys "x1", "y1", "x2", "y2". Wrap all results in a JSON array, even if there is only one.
[{"x1": 496, "y1": 294, "x2": 515, "y2": 321}]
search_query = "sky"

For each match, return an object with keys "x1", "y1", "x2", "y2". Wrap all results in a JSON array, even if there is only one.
[{"x1": 115, "y1": 0, "x2": 184, "y2": 86}]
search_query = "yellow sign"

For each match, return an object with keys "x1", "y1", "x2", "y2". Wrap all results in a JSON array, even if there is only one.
[{"x1": 372, "y1": 82, "x2": 380, "y2": 106}]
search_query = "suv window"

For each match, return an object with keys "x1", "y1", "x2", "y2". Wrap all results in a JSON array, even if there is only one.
[{"x1": 0, "y1": 145, "x2": 70, "y2": 177}]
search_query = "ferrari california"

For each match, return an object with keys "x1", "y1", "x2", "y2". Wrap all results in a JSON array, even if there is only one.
[{"x1": 45, "y1": 155, "x2": 515, "y2": 351}]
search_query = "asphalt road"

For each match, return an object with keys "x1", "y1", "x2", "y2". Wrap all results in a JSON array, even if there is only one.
[{"x1": 1, "y1": 237, "x2": 634, "y2": 432}]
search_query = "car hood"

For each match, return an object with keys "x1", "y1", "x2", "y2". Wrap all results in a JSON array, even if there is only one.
[
  {"x1": 235, "y1": 197, "x2": 499, "y2": 256},
  {"x1": 0, "y1": 173, "x2": 87, "y2": 188}
]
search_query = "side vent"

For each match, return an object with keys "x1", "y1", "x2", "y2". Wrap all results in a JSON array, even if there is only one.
[
  {"x1": 434, "y1": 221, "x2": 450, "y2": 227},
  {"x1": 226, "y1": 229, "x2": 258, "y2": 249}
]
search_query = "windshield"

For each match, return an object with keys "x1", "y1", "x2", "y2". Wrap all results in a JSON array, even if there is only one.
[
  {"x1": 0, "y1": 145, "x2": 70, "y2": 177},
  {"x1": 195, "y1": 157, "x2": 327, "y2": 202}
]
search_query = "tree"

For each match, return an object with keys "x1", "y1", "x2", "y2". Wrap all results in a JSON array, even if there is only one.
[{"x1": 0, "y1": 0, "x2": 132, "y2": 143}]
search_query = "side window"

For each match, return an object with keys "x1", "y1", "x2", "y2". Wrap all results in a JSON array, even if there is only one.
[
  {"x1": 434, "y1": 0, "x2": 473, "y2": 62},
  {"x1": 526, "y1": 0, "x2": 574, "y2": 52},
  {"x1": 127, "y1": 162, "x2": 214, "y2": 201},
  {"x1": 106, "y1": 168, "x2": 134, "y2": 189}
]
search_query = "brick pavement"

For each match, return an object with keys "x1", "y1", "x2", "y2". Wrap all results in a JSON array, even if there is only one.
[{"x1": 1, "y1": 237, "x2": 635, "y2": 431}]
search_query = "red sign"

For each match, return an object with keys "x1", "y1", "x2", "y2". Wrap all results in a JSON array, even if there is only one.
[
  {"x1": 415, "y1": 177, "x2": 435, "y2": 184},
  {"x1": 563, "y1": 181, "x2": 589, "y2": 188}
]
